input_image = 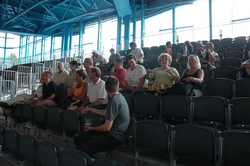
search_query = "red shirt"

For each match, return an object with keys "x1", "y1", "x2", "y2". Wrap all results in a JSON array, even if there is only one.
[{"x1": 114, "y1": 68, "x2": 126, "y2": 89}]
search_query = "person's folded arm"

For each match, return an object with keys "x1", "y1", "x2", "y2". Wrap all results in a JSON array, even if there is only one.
[
  {"x1": 84, "y1": 120, "x2": 113, "y2": 132},
  {"x1": 132, "y1": 77, "x2": 145, "y2": 94},
  {"x1": 88, "y1": 98, "x2": 104, "y2": 107}
]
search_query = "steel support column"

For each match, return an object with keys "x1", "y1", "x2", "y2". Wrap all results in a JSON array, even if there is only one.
[
  {"x1": 209, "y1": 0, "x2": 213, "y2": 40},
  {"x1": 141, "y1": 0, "x2": 145, "y2": 47},
  {"x1": 124, "y1": 15, "x2": 130, "y2": 50},
  {"x1": 116, "y1": 16, "x2": 122, "y2": 53},
  {"x1": 172, "y1": 0, "x2": 176, "y2": 44}
]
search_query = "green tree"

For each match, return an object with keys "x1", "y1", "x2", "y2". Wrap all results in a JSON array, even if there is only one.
[{"x1": 8, "y1": 52, "x2": 18, "y2": 67}]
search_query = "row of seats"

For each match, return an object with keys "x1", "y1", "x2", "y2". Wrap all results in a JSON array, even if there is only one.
[
  {"x1": 202, "y1": 78, "x2": 250, "y2": 99},
  {"x1": 0, "y1": 125, "x2": 124, "y2": 166},
  {"x1": 9, "y1": 94, "x2": 250, "y2": 134},
  {"x1": 2, "y1": 119, "x2": 250, "y2": 166},
  {"x1": 124, "y1": 94, "x2": 250, "y2": 130},
  {"x1": 109, "y1": 120, "x2": 250, "y2": 166},
  {"x1": 10, "y1": 105, "x2": 105, "y2": 138}
]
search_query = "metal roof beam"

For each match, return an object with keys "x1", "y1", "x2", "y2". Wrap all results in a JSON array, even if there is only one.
[
  {"x1": 17, "y1": 0, "x2": 24, "y2": 13},
  {"x1": 103, "y1": 0, "x2": 114, "y2": 6},
  {"x1": 43, "y1": 7, "x2": 114, "y2": 33},
  {"x1": 62, "y1": 0, "x2": 74, "y2": 20},
  {"x1": 88, "y1": 0, "x2": 97, "y2": 12},
  {"x1": 1, "y1": 0, "x2": 9, "y2": 20},
  {"x1": 1, "y1": 0, "x2": 49, "y2": 28},
  {"x1": 76, "y1": 0, "x2": 87, "y2": 13},
  {"x1": 42, "y1": 4, "x2": 59, "y2": 22}
]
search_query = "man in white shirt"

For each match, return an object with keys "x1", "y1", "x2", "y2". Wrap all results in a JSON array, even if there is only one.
[
  {"x1": 129, "y1": 42, "x2": 144, "y2": 65},
  {"x1": 79, "y1": 67, "x2": 108, "y2": 110},
  {"x1": 52, "y1": 62, "x2": 69, "y2": 86}
]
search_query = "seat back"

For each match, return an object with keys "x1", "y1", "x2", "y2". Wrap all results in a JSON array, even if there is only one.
[
  {"x1": 92, "y1": 159, "x2": 125, "y2": 166},
  {"x1": 204, "y1": 78, "x2": 235, "y2": 99},
  {"x1": 33, "y1": 106, "x2": 47, "y2": 125},
  {"x1": 201, "y1": 67, "x2": 211, "y2": 81},
  {"x1": 230, "y1": 97, "x2": 250, "y2": 128},
  {"x1": 125, "y1": 118, "x2": 137, "y2": 148},
  {"x1": 235, "y1": 78, "x2": 250, "y2": 97},
  {"x1": 0, "y1": 125, "x2": 5, "y2": 151},
  {"x1": 59, "y1": 148, "x2": 90, "y2": 166},
  {"x1": 18, "y1": 133, "x2": 37, "y2": 165},
  {"x1": 223, "y1": 130, "x2": 250, "y2": 165},
  {"x1": 136, "y1": 120, "x2": 172, "y2": 152},
  {"x1": 120, "y1": 92, "x2": 134, "y2": 117},
  {"x1": 11, "y1": 104, "x2": 22, "y2": 121},
  {"x1": 134, "y1": 94, "x2": 160, "y2": 120},
  {"x1": 37, "y1": 139, "x2": 60, "y2": 166},
  {"x1": 4, "y1": 128, "x2": 19, "y2": 157},
  {"x1": 213, "y1": 66, "x2": 238, "y2": 80},
  {"x1": 171, "y1": 124, "x2": 220, "y2": 165},
  {"x1": 220, "y1": 57, "x2": 242, "y2": 68},
  {"x1": 47, "y1": 107, "x2": 63, "y2": 128},
  {"x1": 62, "y1": 109, "x2": 81, "y2": 136},
  {"x1": 21, "y1": 104, "x2": 34, "y2": 122},
  {"x1": 161, "y1": 95, "x2": 190, "y2": 124},
  {"x1": 224, "y1": 51, "x2": 243, "y2": 59},
  {"x1": 192, "y1": 96, "x2": 229, "y2": 129}
]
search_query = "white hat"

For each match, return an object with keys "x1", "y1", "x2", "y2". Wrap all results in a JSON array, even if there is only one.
[
  {"x1": 91, "y1": 50, "x2": 99, "y2": 54},
  {"x1": 196, "y1": 40, "x2": 203, "y2": 46}
]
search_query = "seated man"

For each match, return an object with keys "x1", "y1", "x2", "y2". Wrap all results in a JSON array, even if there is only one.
[
  {"x1": 83, "y1": 58, "x2": 93, "y2": 83},
  {"x1": 52, "y1": 62, "x2": 69, "y2": 87},
  {"x1": 35, "y1": 71, "x2": 58, "y2": 107},
  {"x1": 78, "y1": 67, "x2": 108, "y2": 110},
  {"x1": 108, "y1": 48, "x2": 121, "y2": 71},
  {"x1": 74, "y1": 76, "x2": 130, "y2": 155},
  {"x1": 92, "y1": 50, "x2": 107, "y2": 67}
]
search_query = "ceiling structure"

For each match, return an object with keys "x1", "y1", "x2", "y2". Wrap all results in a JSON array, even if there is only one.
[{"x1": 0, "y1": 0, "x2": 195, "y2": 36}]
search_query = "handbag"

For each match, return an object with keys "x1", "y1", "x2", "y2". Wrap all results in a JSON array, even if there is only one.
[
  {"x1": 148, "y1": 83, "x2": 168, "y2": 94},
  {"x1": 168, "y1": 82, "x2": 193, "y2": 96}
]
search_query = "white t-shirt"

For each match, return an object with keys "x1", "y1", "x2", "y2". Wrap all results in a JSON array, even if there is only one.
[
  {"x1": 125, "y1": 65, "x2": 148, "y2": 88},
  {"x1": 93, "y1": 55, "x2": 107, "y2": 65},
  {"x1": 33, "y1": 85, "x2": 43, "y2": 98},
  {"x1": 87, "y1": 78, "x2": 108, "y2": 104},
  {"x1": 129, "y1": 48, "x2": 144, "y2": 63},
  {"x1": 52, "y1": 69, "x2": 69, "y2": 86}
]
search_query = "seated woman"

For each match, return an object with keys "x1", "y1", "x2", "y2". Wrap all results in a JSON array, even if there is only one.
[
  {"x1": 67, "y1": 69, "x2": 89, "y2": 110},
  {"x1": 119, "y1": 54, "x2": 148, "y2": 95},
  {"x1": 242, "y1": 51, "x2": 250, "y2": 78},
  {"x1": 180, "y1": 55, "x2": 204, "y2": 96},
  {"x1": 146, "y1": 53, "x2": 180, "y2": 95},
  {"x1": 164, "y1": 41, "x2": 172, "y2": 55},
  {"x1": 198, "y1": 42, "x2": 219, "y2": 68},
  {"x1": 166, "y1": 55, "x2": 204, "y2": 97}
]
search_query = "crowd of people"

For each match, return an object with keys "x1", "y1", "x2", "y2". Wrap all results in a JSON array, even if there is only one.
[{"x1": 0, "y1": 40, "x2": 249, "y2": 156}]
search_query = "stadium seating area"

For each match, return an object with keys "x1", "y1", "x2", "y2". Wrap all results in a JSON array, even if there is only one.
[{"x1": 0, "y1": 37, "x2": 250, "y2": 165}]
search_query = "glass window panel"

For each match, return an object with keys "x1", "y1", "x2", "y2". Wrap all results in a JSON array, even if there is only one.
[
  {"x1": 232, "y1": 0, "x2": 250, "y2": 20},
  {"x1": 212, "y1": 0, "x2": 232, "y2": 26},
  {"x1": 232, "y1": 21, "x2": 250, "y2": 38},
  {"x1": 0, "y1": 33, "x2": 5, "y2": 47}
]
